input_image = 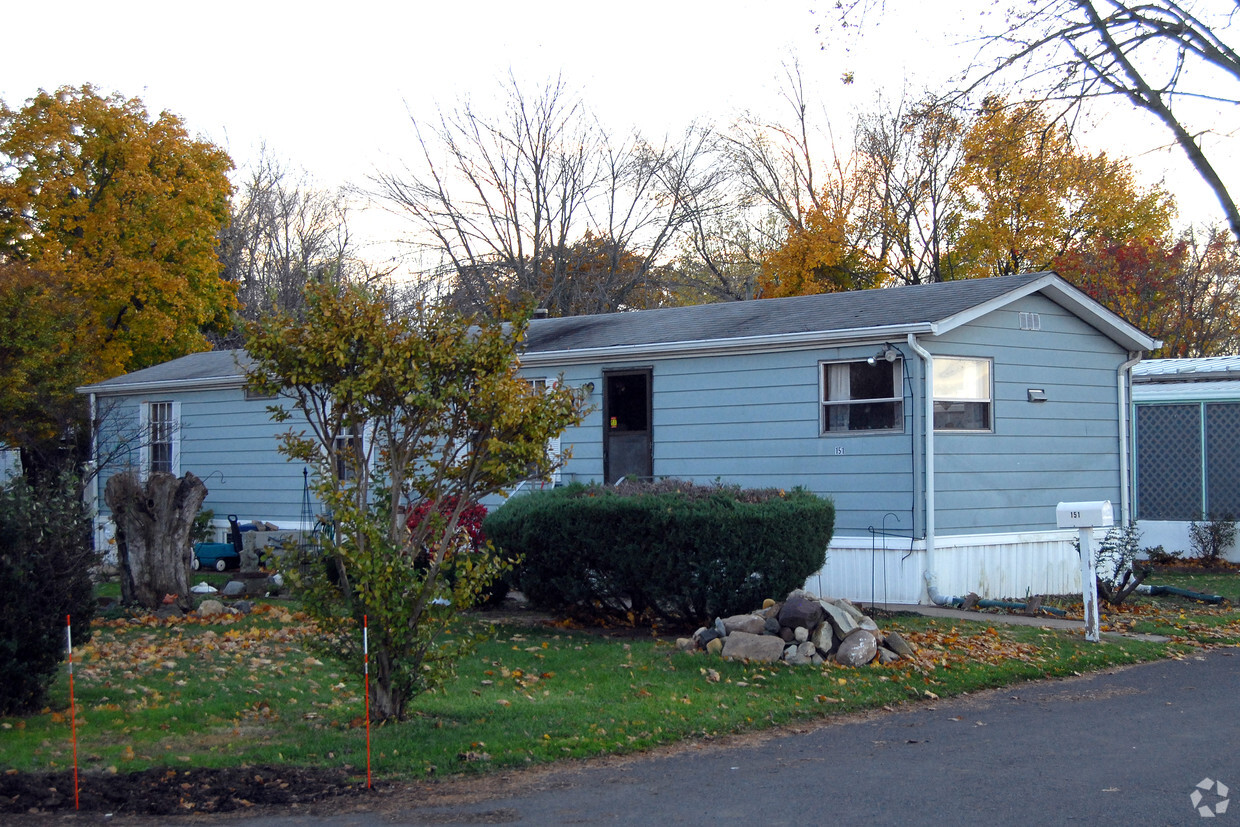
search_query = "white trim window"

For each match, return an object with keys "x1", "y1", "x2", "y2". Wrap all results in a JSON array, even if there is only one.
[
  {"x1": 934, "y1": 357, "x2": 993, "y2": 431},
  {"x1": 139, "y1": 400, "x2": 180, "y2": 477},
  {"x1": 821, "y1": 360, "x2": 904, "y2": 433},
  {"x1": 526, "y1": 376, "x2": 562, "y2": 484}
]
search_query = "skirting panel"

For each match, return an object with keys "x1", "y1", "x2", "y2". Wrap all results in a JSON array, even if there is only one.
[{"x1": 804, "y1": 531, "x2": 1084, "y2": 605}]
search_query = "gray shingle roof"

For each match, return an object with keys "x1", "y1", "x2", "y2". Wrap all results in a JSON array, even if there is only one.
[
  {"x1": 78, "y1": 349, "x2": 253, "y2": 393},
  {"x1": 79, "y1": 271, "x2": 1157, "y2": 393},
  {"x1": 522, "y1": 271, "x2": 1052, "y2": 354}
]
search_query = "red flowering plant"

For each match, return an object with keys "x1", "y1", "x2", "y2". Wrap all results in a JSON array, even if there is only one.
[{"x1": 406, "y1": 496, "x2": 488, "y2": 563}]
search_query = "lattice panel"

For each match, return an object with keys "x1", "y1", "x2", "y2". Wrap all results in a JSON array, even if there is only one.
[
  {"x1": 1207, "y1": 403, "x2": 1240, "y2": 517},
  {"x1": 1136, "y1": 404, "x2": 1202, "y2": 521}
]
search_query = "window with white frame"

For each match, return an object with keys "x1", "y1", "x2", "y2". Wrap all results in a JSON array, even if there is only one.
[
  {"x1": 141, "y1": 400, "x2": 179, "y2": 477},
  {"x1": 333, "y1": 426, "x2": 363, "y2": 482},
  {"x1": 933, "y1": 357, "x2": 992, "y2": 431},
  {"x1": 525, "y1": 377, "x2": 562, "y2": 483},
  {"x1": 821, "y1": 360, "x2": 903, "y2": 433}
]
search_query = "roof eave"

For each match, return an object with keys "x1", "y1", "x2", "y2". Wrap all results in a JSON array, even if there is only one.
[
  {"x1": 518, "y1": 322, "x2": 939, "y2": 368},
  {"x1": 76, "y1": 374, "x2": 246, "y2": 396}
]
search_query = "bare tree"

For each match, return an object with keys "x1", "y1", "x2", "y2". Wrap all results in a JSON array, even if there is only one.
[
  {"x1": 824, "y1": 0, "x2": 1240, "y2": 242},
  {"x1": 852, "y1": 94, "x2": 968, "y2": 284},
  {"x1": 378, "y1": 75, "x2": 726, "y2": 316},
  {"x1": 215, "y1": 149, "x2": 364, "y2": 344}
]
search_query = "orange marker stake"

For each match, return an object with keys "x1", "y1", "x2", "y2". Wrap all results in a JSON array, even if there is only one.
[
  {"x1": 363, "y1": 615, "x2": 371, "y2": 789},
  {"x1": 66, "y1": 615, "x2": 79, "y2": 810}
]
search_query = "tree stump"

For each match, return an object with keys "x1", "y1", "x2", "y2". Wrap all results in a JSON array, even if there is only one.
[{"x1": 104, "y1": 471, "x2": 208, "y2": 611}]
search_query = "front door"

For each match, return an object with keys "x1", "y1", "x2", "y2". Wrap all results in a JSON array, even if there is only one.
[{"x1": 603, "y1": 369, "x2": 652, "y2": 484}]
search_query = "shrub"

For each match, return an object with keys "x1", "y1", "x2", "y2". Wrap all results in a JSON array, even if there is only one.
[
  {"x1": 0, "y1": 472, "x2": 97, "y2": 715},
  {"x1": 485, "y1": 480, "x2": 834, "y2": 624},
  {"x1": 1188, "y1": 514, "x2": 1237, "y2": 564},
  {"x1": 406, "y1": 498, "x2": 509, "y2": 604},
  {"x1": 1082, "y1": 523, "x2": 1150, "y2": 605}
]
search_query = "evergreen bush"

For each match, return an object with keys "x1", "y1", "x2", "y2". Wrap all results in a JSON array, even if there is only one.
[
  {"x1": 0, "y1": 472, "x2": 97, "y2": 715},
  {"x1": 485, "y1": 480, "x2": 834, "y2": 623}
]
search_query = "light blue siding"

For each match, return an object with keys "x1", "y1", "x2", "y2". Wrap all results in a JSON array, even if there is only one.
[
  {"x1": 928, "y1": 294, "x2": 1125, "y2": 534},
  {"x1": 528, "y1": 293, "x2": 1129, "y2": 542},
  {"x1": 94, "y1": 387, "x2": 310, "y2": 527}
]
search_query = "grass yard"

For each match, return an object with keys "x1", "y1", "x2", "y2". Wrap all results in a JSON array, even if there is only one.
[{"x1": 0, "y1": 597, "x2": 1194, "y2": 785}]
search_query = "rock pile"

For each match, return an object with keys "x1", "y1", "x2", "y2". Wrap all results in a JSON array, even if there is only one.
[{"x1": 676, "y1": 589, "x2": 916, "y2": 667}]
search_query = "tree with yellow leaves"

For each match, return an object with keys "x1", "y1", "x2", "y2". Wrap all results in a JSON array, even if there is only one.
[
  {"x1": 0, "y1": 86, "x2": 234, "y2": 475},
  {"x1": 949, "y1": 97, "x2": 1173, "y2": 280}
]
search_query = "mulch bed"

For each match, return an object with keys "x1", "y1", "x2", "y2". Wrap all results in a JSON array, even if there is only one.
[{"x1": 0, "y1": 765, "x2": 379, "y2": 816}]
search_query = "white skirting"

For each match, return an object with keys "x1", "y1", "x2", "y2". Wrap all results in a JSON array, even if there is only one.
[{"x1": 803, "y1": 530, "x2": 1085, "y2": 605}]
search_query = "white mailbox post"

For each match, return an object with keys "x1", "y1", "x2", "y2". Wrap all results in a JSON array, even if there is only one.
[{"x1": 1056, "y1": 500, "x2": 1114, "y2": 642}]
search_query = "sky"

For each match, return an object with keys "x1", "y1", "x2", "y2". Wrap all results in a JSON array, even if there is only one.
[{"x1": 2, "y1": 0, "x2": 1230, "y2": 271}]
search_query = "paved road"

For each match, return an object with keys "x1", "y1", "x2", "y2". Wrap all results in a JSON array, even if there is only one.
[{"x1": 237, "y1": 649, "x2": 1239, "y2": 826}]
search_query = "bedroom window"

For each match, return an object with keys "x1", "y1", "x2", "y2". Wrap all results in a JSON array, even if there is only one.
[
  {"x1": 934, "y1": 357, "x2": 992, "y2": 431},
  {"x1": 334, "y1": 426, "x2": 364, "y2": 482},
  {"x1": 821, "y1": 360, "x2": 903, "y2": 433},
  {"x1": 140, "y1": 400, "x2": 180, "y2": 477}
]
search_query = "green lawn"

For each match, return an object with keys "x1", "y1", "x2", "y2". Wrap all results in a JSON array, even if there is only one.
[{"x1": 0, "y1": 592, "x2": 1190, "y2": 782}]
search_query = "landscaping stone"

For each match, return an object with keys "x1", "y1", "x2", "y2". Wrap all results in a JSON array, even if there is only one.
[
  {"x1": 819, "y1": 600, "x2": 859, "y2": 637},
  {"x1": 721, "y1": 631, "x2": 785, "y2": 663},
  {"x1": 793, "y1": 625, "x2": 809, "y2": 643},
  {"x1": 811, "y1": 622, "x2": 836, "y2": 654},
  {"x1": 196, "y1": 599, "x2": 226, "y2": 617},
  {"x1": 221, "y1": 580, "x2": 246, "y2": 597},
  {"x1": 777, "y1": 593, "x2": 824, "y2": 630},
  {"x1": 721, "y1": 613, "x2": 767, "y2": 635},
  {"x1": 885, "y1": 630, "x2": 916, "y2": 658},
  {"x1": 835, "y1": 630, "x2": 878, "y2": 666}
]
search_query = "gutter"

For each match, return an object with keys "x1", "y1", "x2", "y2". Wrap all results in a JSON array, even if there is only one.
[
  {"x1": 1117, "y1": 351, "x2": 1142, "y2": 524},
  {"x1": 519, "y1": 323, "x2": 938, "y2": 368},
  {"x1": 906, "y1": 333, "x2": 937, "y2": 603}
]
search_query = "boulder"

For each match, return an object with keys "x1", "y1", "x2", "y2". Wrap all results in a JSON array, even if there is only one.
[
  {"x1": 706, "y1": 637, "x2": 724, "y2": 655},
  {"x1": 721, "y1": 631, "x2": 786, "y2": 663},
  {"x1": 877, "y1": 647, "x2": 903, "y2": 665},
  {"x1": 196, "y1": 599, "x2": 226, "y2": 617},
  {"x1": 221, "y1": 580, "x2": 246, "y2": 597},
  {"x1": 827, "y1": 598, "x2": 866, "y2": 623},
  {"x1": 819, "y1": 601, "x2": 858, "y2": 638},
  {"x1": 764, "y1": 616, "x2": 781, "y2": 635},
  {"x1": 884, "y1": 630, "x2": 916, "y2": 658},
  {"x1": 834, "y1": 630, "x2": 878, "y2": 667},
  {"x1": 793, "y1": 626, "x2": 809, "y2": 643},
  {"x1": 811, "y1": 622, "x2": 836, "y2": 655},
  {"x1": 676, "y1": 637, "x2": 698, "y2": 652},
  {"x1": 777, "y1": 593, "x2": 824, "y2": 630},
  {"x1": 721, "y1": 613, "x2": 767, "y2": 635}
]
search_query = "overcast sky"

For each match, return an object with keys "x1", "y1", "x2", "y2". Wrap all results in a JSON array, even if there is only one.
[{"x1": 3, "y1": 0, "x2": 1229, "y2": 269}]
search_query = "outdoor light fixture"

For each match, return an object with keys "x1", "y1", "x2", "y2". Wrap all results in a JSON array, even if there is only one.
[
  {"x1": 867, "y1": 345, "x2": 898, "y2": 366},
  {"x1": 1027, "y1": 388, "x2": 1047, "y2": 402},
  {"x1": 582, "y1": 382, "x2": 596, "y2": 395}
]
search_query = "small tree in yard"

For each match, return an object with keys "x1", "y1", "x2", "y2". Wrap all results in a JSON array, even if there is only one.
[
  {"x1": 0, "y1": 472, "x2": 97, "y2": 715},
  {"x1": 246, "y1": 283, "x2": 585, "y2": 722}
]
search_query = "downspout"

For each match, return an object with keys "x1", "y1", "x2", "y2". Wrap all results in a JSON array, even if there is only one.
[
  {"x1": 1117, "y1": 352, "x2": 1141, "y2": 525},
  {"x1": 906, "y1": 334, "x2": 941, "y2": 604}
]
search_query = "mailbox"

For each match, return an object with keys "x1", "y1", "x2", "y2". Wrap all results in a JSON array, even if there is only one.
[{"x1": 1056, "y1": 500, "x2": 1113, "y2": 529}]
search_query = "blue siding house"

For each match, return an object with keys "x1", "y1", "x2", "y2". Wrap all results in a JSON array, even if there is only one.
[{"x1": 79, "y1": 271, "x2": 1158, "y2": 602}]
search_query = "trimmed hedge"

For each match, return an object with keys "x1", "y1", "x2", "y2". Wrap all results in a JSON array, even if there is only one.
[{"x1": 484, "y1": 481, "x2": 834, "y2": 624}]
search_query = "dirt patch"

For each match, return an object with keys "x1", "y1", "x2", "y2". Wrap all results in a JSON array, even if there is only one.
[{"x1": 0, "y1": 764, "x2": 378, "y2": 818}]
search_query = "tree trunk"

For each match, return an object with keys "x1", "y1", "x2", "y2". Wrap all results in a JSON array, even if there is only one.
[{"x1": 104, "y1": 471, "x2": 208, "y2": 611}]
